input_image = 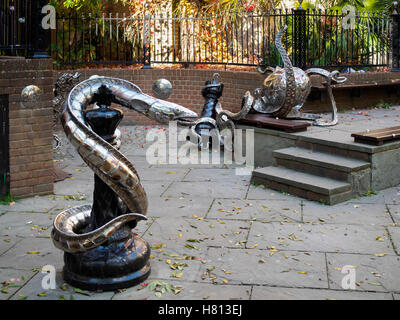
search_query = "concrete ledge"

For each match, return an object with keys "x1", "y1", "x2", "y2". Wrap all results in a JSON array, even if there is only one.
[
  {"x1": 273, "y1": 147, "x2": 370, "y2": 173},
  {"x1": 252, "y1": 167, "x2": 351, "y2": 196}
]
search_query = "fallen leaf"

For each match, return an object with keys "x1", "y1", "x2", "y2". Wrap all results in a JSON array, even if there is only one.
[
  {"x1": 74, "y1": 288, "x2": 90, "y2": 296},
  {"x1": 368, "y1": 282, "x2": 382, "y2": 286},
  {"x1": 374, "y1": 253, "x2": 387, "y2": 257},
  {"x1": 171, "y1": 272, "x2": 183, "y2": 278}
]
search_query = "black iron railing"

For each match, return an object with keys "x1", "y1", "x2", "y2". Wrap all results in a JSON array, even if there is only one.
[
  {"x1": 0, "y1": 0, "x2": 32, "y2": 56},
  {"x1": 49, "y1": 9, "x2": 393, "y2": 70},
  {"x1": 0, "y1": 3, "x2": 398, "y2": 70},
  {"x1": 0, "y1": 0, "x2": 50, "y2": 58}
]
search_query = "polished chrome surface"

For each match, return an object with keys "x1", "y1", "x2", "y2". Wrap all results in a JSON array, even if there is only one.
[
  {"x1": 152, "y1": 78, "x2": 173, "y2": 99},
  {"x1": 21, "y1": 85, "x2": 42, "y2": 108},
  {"x1": 253, "y1": 26, "x2": 346, "y2": 126},
  {"x1": 52, "y1": 76, "x2": 197, "y2": 253}
]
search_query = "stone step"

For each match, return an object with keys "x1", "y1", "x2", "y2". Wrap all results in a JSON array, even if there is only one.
[
  {"x1": 295, "y1": 139, "x2": 371, "y2": 162},
  {"x1": 251, "y1": 166, "x2": 353, "y2": 205},
  {"x1": 273, "y1": 147, "x2": 370, "y2": 180}
]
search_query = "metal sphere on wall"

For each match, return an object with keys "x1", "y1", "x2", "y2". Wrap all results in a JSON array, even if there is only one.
[
  {"x1": 20, "y1": 85, "x2": 42, "y2": 108},
  {"x1": 152, "y1": 78, "x2": 173, "y2": 100}
]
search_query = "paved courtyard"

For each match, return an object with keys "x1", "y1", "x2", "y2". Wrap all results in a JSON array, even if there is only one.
[{"x1": 1, "y1": 108, "x2": 400, "y2": 300}]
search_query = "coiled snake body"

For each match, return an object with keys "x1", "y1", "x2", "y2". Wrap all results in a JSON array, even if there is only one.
[{"x1": 52, "y1": 77, "x2": 197, "y2": 253}]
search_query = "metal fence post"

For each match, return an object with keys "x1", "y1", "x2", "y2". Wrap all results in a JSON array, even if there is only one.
[
  {"x1": 30, "y1": 0, "x2": 50, "y2": 58},
  {"x1": 293, "y1": 1, "x2": 306, "y2": 69},
  {"x1": 142, "y1": 14, "x2": 152, "y2": 69},
  {"x1": 392, "y1": 1, "x2": 400, "y2": 72}
]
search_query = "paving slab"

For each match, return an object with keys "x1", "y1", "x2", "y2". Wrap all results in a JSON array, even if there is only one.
[
  {"x1": 147, "y1": 197, "x2": 213, "y2": 219},
  {"x1": 141, "y1": 181, "x2": 172, "y2": 198},
  {"x1": 144, "y1": 217, "x2": 251, "y2": 250},
  {"x1": 207, "y1": 199, "x2": 302, "y2": 222},
  {"x1": 251, "y1": 286, "x2": 393, "y2": 300},
  {"x1": 326, "y1": 253, "x2": 400, "y2": 293},
  {"x1": 0, "y1": 268, "x2": 36, "y2": 300},
  {"x1": 54, "y1": 178, "x2": 94, "y2": 196},
  {"x1": 146, "y1": 254, "x2": 204, "y2": 283},
  {"x1": 387, "y1": 226, "x2": 400, "y2": 255},
  {"x1": 256, "y1": 200, "x2": 302, "y2": 222},
  {"x1": 9, "y1": 271, "x2": 114, "y2": 300},
  {"x1": 61, "y1": 163, "x2": 91, "y2": 179},
  {"x1": 184, "y1": 168, "x2": 250, "y2": 184},
  {"x1": 349, "y1": 186, "x2": 400, "y2": 205},
  {"x1": 247, "y1": 222, "x2": 394, "y2": 254},
  {"x1": 302, "y1": 201, "x2": 393, "y2": 226},
  {"x1": 0, "y1": 196, "x2": 57, "y2": 213},
  {"x1": 207, "y1": 199, "x2": 260, "y2": 220},
  {"x1": 200, "y1": 248, "x2": 328, "y2": 288},
  {"x1": 138, "y1": 167, "x2": 189, "y2": 182},
  {"x1": 0, "y1": 211, "x2": 54, "y2": 238},
  {"x1": 0, "y1": 237, "x2": 63, "y2": 271},
  {"x1": 387, "y1": 205, "x2": 400, "y2": 225},
  {"x1": 113, "y1": 280, "x2": 251, "y2": 300},
  {"x1": 0, "y1": 235, "x2": 21, "y2": 256},
  {"x1": 246, "y1": 184, "x2": 300, "y2": 201},
  {"x1": 163, "y1": 181, "x2": 248, "y2": 199}
]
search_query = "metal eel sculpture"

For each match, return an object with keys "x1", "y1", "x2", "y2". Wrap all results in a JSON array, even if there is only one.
[
  {"x1": 185, "y1": 73, "x2": 254, "y2": 148},
  {"x1": 254, "y1": 26, "x2": 346, "y2": 126},
  {"x1": 51, "y1": 77, "x2": 197, "y2": 253},
  {"x1": 52, "y1": 72, "x2": 81, "y2": 149}
]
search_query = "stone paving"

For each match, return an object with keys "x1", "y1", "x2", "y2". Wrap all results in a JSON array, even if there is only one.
[{"x1": 1, "y1": 111, "x2": 400, "y2": 300}]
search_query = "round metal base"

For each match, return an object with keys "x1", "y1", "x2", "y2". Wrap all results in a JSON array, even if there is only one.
[
  {"x1": 63, "y1": 233, "x2": 151, "y2": 292},
  {"x1": 63, "y1": 262, "x2": 150, "y2": 292}
]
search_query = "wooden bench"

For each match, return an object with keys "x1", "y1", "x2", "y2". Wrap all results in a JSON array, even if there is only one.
[
  {"x1": 237, "y1": 114, "x2": 310, "y2": 133},
  {"x1": 351, "y1": 126, "x2": 400, "y2": 145}
]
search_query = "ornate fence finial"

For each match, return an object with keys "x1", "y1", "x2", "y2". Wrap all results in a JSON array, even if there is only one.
[
  {"x1": 298, "y1": 0, "x2": 304, "y2": 10},
  {"x1": 392, "y1": 1, "x2": 399, "y2": 14}
]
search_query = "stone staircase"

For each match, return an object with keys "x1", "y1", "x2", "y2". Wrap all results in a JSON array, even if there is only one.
[{"x1": 251, "y1": 145, "x2": 372, "y2": 205}]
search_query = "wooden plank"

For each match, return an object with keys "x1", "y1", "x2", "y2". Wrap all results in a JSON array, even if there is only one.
[
  {"x1": 351, "y1": 126, "x2": 400, "y2": 145},
  {"x1": 352, "y1": 126, "x2": 400, "y2": 137},
  {"x1": 313, "y1": 80, "x2": 400, "y2": 91},
  {"x1": 237, "y1": 114, "x2": 310, "y2": 133}
]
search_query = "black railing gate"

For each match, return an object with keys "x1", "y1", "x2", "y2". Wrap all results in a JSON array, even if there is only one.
[{"x1": 0, "y1": 94, "x2": 9, "y2": 199}]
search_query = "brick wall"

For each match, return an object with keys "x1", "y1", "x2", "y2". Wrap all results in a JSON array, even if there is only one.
[
  {"x1": 0, "y1": 57, "x2": 54, "y2": 198},
  {"x1": 306, "y1": 72, "x2": 400, "y2": 112},
  {"x1": 55, "y1": 68, "x2": 400, "y2": 124},
  {"x1": 54, "y1": 68, "x2": 265, "y2": 125}
]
